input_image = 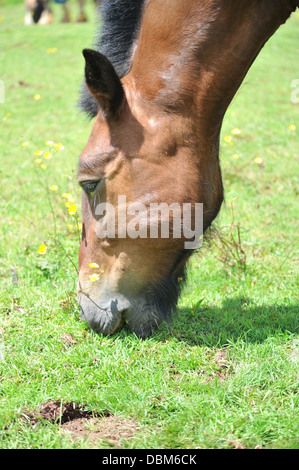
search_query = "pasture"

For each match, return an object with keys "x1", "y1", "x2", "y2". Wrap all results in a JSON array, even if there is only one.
[{"x1": 0, "y1": 0, "x2": 298, "y2": 449}]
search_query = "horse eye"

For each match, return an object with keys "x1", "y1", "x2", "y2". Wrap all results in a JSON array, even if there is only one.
[{"x1": 81, "y1": 180, "x2": 100, "y2": 194}]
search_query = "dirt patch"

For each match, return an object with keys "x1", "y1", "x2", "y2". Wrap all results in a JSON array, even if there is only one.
[
  {"x1": 62, "y1": 415, "x2": 139, "y2": 447},
  {"x1": 24, "y1": 401, "x2": 139, "y2": 448}
]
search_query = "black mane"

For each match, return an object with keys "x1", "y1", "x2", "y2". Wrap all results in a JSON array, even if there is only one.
[{"x1": 79, "y1": 0, "x2": 145, "y2": 117}]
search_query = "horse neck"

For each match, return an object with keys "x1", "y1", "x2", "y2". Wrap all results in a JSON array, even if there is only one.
[{"x1": 129, "y1": 0, "x2": 297, "y2": 134}]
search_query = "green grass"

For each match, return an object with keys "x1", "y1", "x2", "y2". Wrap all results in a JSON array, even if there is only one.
[{"x1": 0, "y1": 2, "x2": 298, "y2": 449}]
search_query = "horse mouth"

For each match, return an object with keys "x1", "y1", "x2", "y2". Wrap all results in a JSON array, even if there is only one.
[{"x1": 79, "y1": 300, "x2": 164, "y2": 338}]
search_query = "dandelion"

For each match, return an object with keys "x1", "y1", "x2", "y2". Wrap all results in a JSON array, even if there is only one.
[
  {"x1": 89, "y1": 273, "x2": 100, "y2": 283},
  {"x1": 34, "y1": 94, "x2": 41, "y2": 100},
  {"x1": 34, "y1": 150, "x2": 43, "y2": 156},
  {"x1": 289, "y1": 124, "x2": 296, "y2": 131},
  {"x1": 40, "y1": 164, "x2": 47, "y2": 170},
  {"x1": 231, "y1": 128, "x2": 241, "y2": 135},
  {"x1": 68, "y1": 204, "x2": 77, "y2": 216},
  {"x1": 49, "y1": 185, "x2": 58, "y2": 191},
  {"x1": 37, "y1": 244, "x2": 47, "y2": 254},
  {"x1": 232, "y1": 153, "x2": 240, "y2": 159},
  {"x1": 45, "y1": 140, "x2": 54, "y2": 146},
  {"x1": 44, "y1": 152, "x2": 52, "y2": 160},
  {"x1": 89, "y1": 262, "x2": 99, "y2": 269},
  {"x1": 35, "y1": 158, "x2": 42, "y2": 164},
  {"x1": 224, "y1": 135, "x2": 234, "y2": 146},
  {"x1": 21, "y1": 141, "x2": 29, "y2": 147}
]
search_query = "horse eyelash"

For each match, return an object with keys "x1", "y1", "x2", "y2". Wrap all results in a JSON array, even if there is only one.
[{"x1": 81, "y1": 180, "x2": 100, "y2": 194}]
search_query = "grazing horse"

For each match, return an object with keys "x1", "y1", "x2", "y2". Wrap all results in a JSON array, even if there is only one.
[
  {"x1": 78, "y1": 0, "x2": 298, "y2": 338},
  {"x1": 24, "y1": 0, "x2": 92, "y2": 25}
]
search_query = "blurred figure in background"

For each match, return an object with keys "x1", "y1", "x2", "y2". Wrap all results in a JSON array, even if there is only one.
[{"x1": 24, "y1": 0, "x2": 98, "y2": 25}]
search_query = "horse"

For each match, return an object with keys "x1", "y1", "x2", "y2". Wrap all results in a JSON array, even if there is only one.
[
  {"x1": 78, "y1": 0, "x2": 298, "y2": 338},
  {"x1": 24, "y1": 0, "x2": 95, "y2": 25}
]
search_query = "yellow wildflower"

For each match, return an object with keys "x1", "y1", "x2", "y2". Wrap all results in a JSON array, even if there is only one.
[
  {"x1": 68, "y1": 204, "x2": 77, "y2": 215},
  {"x1": 45, "y1": 140, "x2": 54, "y2": 146},
  {"x1": 89, "y1": 273, "x2": 100, "y2": 283},
  {"x1": 46, "y1": 48, "x2": 57, "y2": 53},
  {"x1": 231, "y1": 128, "x2": 241, "y2": 135},
  {"x1": 62, "y1": 193, "x2": 73, "y2": 200},
  {"x1": 35, "y1": 158, "x2": 42, "y2": 164},
  {"x1": 34, "y1": 150, "x2": 43, "y2": 156},
  {"x1": 34, "y1": 94, "x2": 41, "y2": 100},
  {"x1": 40, "y1": 164, "x2": 47, "y2": 170},
  {"x1": 67, "y1": 224, "x2": 74, "y2": 230},
  {"x1": 89, "y1": 262, "x2": 99, "y2": 269},
  {"x1": 54, "y1": 143, "x2": 64, "y2": 151},
  {"x1": 289, "y1": 124, "x2": 296, "y2": 131},
  {"x1": 44, "y1": 152, "x2": 52, "y2": 160},
  {"x1": 21, "y1": 141, "x2": 29, "y2": 147},
  {"x1": 232, "y1": 154, "x2": 240, "y2": 159},
  {"x1": 49, "y1": 185, "x2": 58, "y2": 191},
  {"x1": 77, "y1": 222, "x2": 82, "y2": 231},
  {"x1": 254, "y1": 157, "x2": 263, "y2": 165},
  {"x1": 37, "y1": 244, "x2": 47, "y2": 254},
  {"x1": 224, "y1": 135, "x2": 234, "y2": 145}
]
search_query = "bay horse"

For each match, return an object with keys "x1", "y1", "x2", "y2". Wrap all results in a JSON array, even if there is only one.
[{"x1": 78, "y1": 0, "x2": 298, "y2": 338}]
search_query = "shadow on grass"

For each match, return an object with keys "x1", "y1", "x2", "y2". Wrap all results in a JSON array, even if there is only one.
[{"x1": 156, "y1": 297, "x2": 299, "y2": 347}]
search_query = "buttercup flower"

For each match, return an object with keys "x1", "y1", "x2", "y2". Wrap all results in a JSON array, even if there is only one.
[
  {"x1": 254, "y1": 157, "x2": 263, "y2": 165},
  {"x1": 224, "y1": 135, "x2": 234, "y2": 145},
  {"x1": 89, "y1": 273, "x2": 100, "y2": 283},
  {"x1": 37, "y1": 244, "x2": 47, "y2": 254},
  {"x1": 45, "y1": 140, "x2": 54, "y2": 146},
  {"x1": 34, "y1": 150, "x2": 43, "y2": 156},
  {"x1": 34, "y1": 94, "x2": 41, "y2": 100},
  {"x1": 231, "y1": 128, "x2": 241, "y2": 135},
  {"x1": 62, "y1": 193, "x2": 74, "y2": 201},
  {"x1": 40, "y1": 164, "x2": 47, "y2": 170},
  {"x1": 54, "y1": 143, "x2": 64, "y2": 151},
  {"x1": 35, "y1": 158, "x2": 42, "y2": 164},
  {"x1": 21, "y1": 141, "x2": 29, "y2": 147},
  {"x1": 232, "y1": 154, "x2": 240, "y2": 159},
  {"x1": 289, "y1": 124, "x2": 296, "y2": 131},
  {"x1": 68, "y1": 204, "x2": 77, "y2": 215},
  {"x1": 49, "y1": 185, "x2": 58, "y2": 191},
  {"x1": 89, "y1": 262, "x2": 99, "y2": 269},
  {"x1": 44, "y1": 152, "x2": 52, "y2": 160}
]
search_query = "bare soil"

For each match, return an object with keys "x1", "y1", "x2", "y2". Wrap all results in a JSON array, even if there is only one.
[{"x1": 24, "y1": 401, "x2": 139, "y2": 448}]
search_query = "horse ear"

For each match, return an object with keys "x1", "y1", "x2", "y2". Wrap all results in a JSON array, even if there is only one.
[{"x1": 82, "y1": 49, "x2": 124, "y2": 118}]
